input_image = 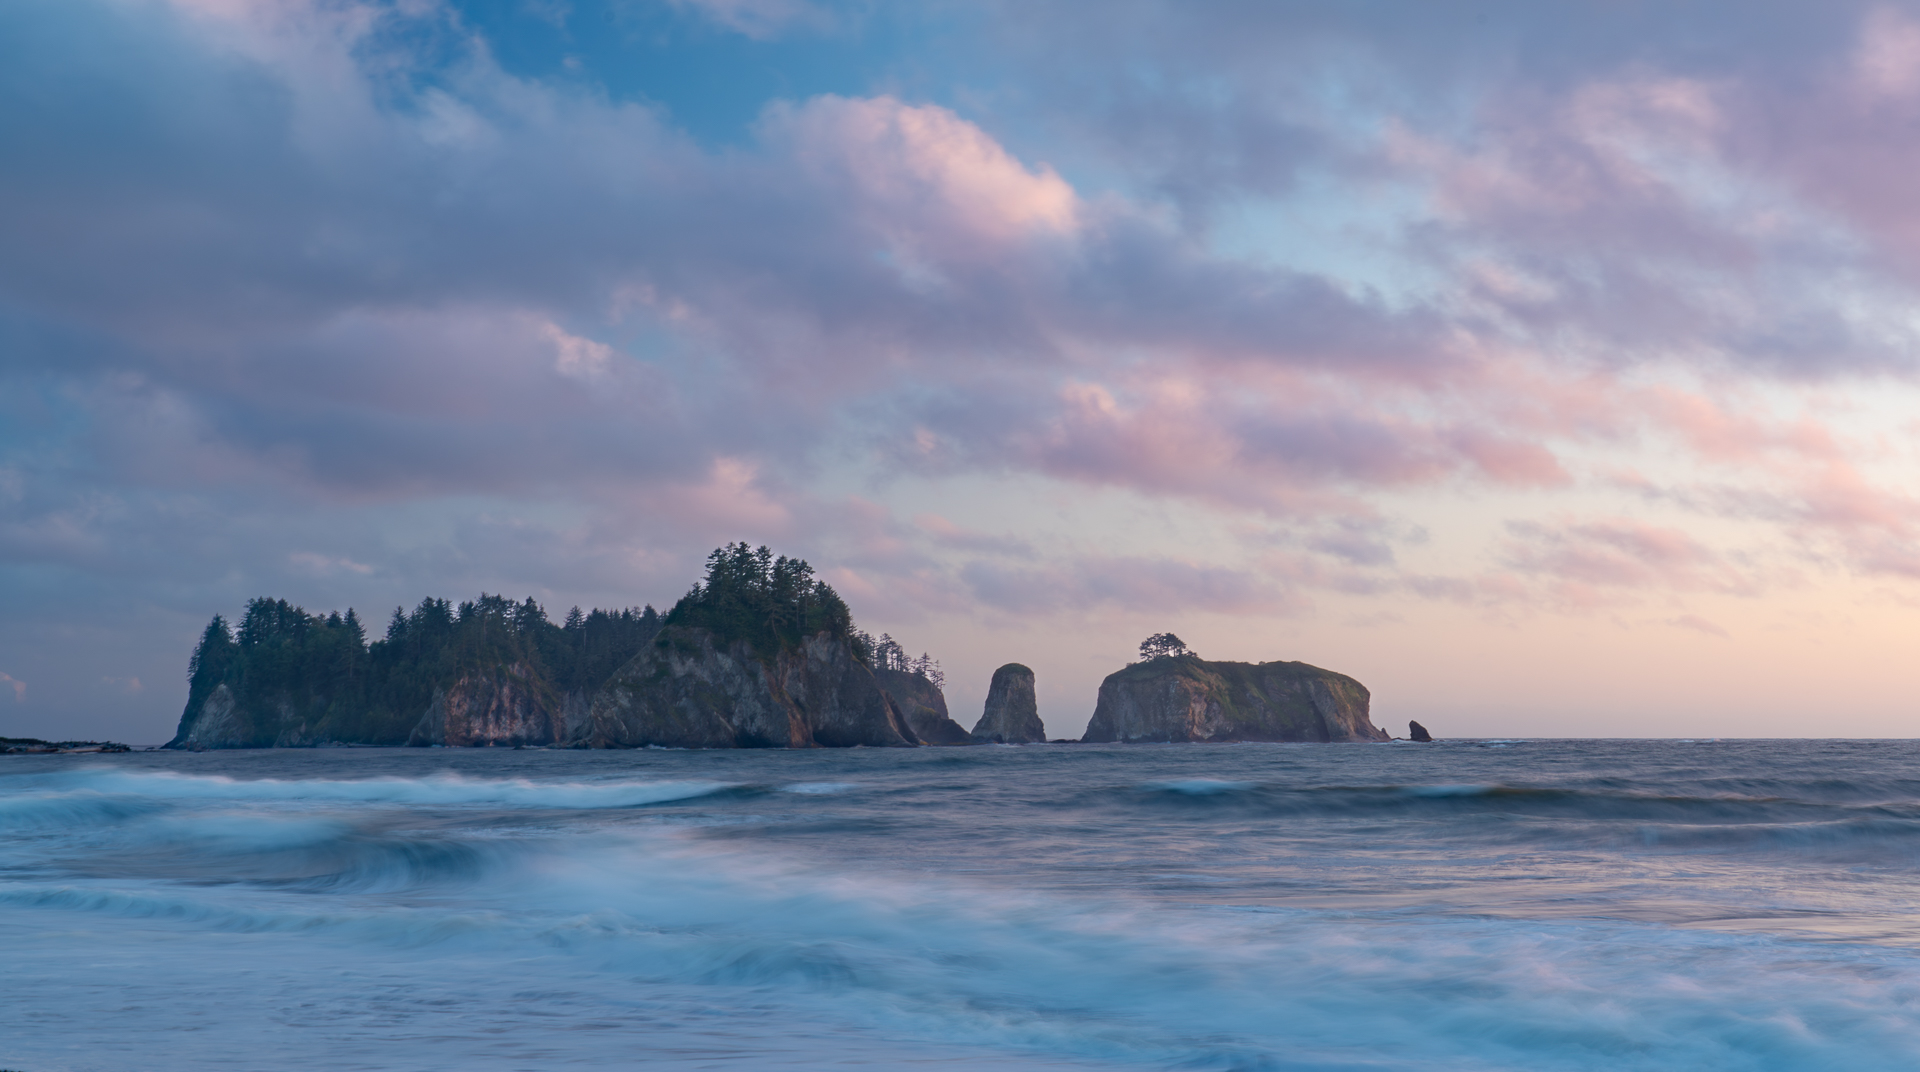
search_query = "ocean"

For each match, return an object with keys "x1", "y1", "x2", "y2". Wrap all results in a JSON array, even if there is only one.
[{"x1": 5, "y1": 740, "x2": 1920, "y2": 1071}]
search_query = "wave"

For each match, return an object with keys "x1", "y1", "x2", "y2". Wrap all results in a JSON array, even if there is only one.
[
  {"x1": 0, "y1": 769, "x2": 738, "y2": 822},
  {"x1": 12, "y1": 745, "x2": 1920, "y2": 1069},
  {"x1": 1142, "y1": 778, "x2": 1257, "y2": 795},
  {"x1": 1090, "y1": 780, "x2": 1920, "y2": 860},
  {"x1": 0, "y1": 788, "x2": 167, "y2": 831},
  {"x1": 13, "y1": 827, "x2": 1920, "y2": 1071}
]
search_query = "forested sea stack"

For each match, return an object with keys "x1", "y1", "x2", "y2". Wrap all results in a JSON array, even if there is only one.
[
  {"x1": 1081, "y1": 635, "x2": 1386, "y2": 743},
  {"x1": 583, "y1": 545, "x2": 916, "y2": 747},
  {"x1": 169, "y1": 598, "x2": 661, "y2": 749},
  {"x1": 167, "y1": 543, "x2": 954, "y2": 750}
]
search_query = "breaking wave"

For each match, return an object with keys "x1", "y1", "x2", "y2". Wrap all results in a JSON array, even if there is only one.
[{"x1": 0, "y1": 768, "x2": 737, "y2": 823}]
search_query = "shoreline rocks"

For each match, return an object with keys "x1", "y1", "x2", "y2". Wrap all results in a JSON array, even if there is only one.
[{"x1": 1, "y1": 737, "x2": 132, "y2": 754}]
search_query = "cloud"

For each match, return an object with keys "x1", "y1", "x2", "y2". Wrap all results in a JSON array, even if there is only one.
[
  {"x1": 960, "y1": 556, "x2": 1306, "y2": 616},
  {"x1": 1853, "y1": 6, "x2": 1920, "y2": 99},
  {"x1": 1667, "y1": 614, "x2": 1731, "y2": 638},
  {"x1": 1502, "y1": 519, "x2": 1765, "y2": 604},
  {"x1": 0, "y1": 672, "x2": 23, "y2": 702},
  {"x1": 13, "y1": 0, "x2": 1920, "y2": 740},
  {"x1": 667, "y1": 0, "x2": 832, "y2": 39},
  {"x1": 913, "y1": 514, "x2": 1034, "y2": 557},
  {"x1": 773, "y1": 95, "x2": 1081, "y2": 250}
]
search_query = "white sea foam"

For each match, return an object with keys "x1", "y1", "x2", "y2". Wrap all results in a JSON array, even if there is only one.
[{"x1": 0, "y1": 769, "x2": 734, "y2": 817}]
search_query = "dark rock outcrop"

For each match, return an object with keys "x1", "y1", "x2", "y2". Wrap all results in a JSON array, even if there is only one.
[
  {"x1": 171, "y1": 667, "x2": 569, "y2": 749},
  {"x1": 874, "y1": 667, "x2": 971, "y2": 744},
  {"x1": 1407, "y1": 720, "x2": 1434, "y2": 742},
  {"x1": 407, "y1": 664, "x2": 561, "y2": 747},
  {"x1": 172, "y1": 682, "x2": 248, "y2": 749},
  {"x1": 1081, "y1": 656, "x2": 1387, "y2": 743},
  {"x1": 1, "y1": 737, "x2": 131, "y2": 754},
  {"x1": 579, "y1": 626, "x2": 917, "y2": 748},
  {"x1": 971, "y1": 663, "x2": 1047, "y2": 743}
]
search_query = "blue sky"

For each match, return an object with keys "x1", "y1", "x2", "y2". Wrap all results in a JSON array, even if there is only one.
[{"x1": 7, "y1": 0, "x2": 1920, "y2": 742}]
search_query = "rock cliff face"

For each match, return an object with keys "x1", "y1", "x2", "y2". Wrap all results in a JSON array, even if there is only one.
[
  {"x1": 170, "y1": 666, "x2": 574, "y2": 750},
  {"x1": 171, "y1": 683, "x2": 249, "y2": 749},
  {"x1": 1081, "y1": 656, "x2": 1386, "y2": 743},
  {"x1": 168, "y1": 682, "x2": 335, "y2": 748},
  {"x1": 873, "y1": 667, "x2": 971, "y2": 745},
  {"x1": 579, "y1": 626, "x2": 918, "y2": 748},
  {"x1": 407, "y1": 664, "x2": 561, "y2": 747},
  {"x1": 971, "y1": 663, "x2": 1047, "y2": 744}
]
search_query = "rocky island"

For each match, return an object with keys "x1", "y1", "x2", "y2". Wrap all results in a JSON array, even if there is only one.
[
  {"x1": 168, "y1": 543, "x2": 958, "y2": 750},
  {"x1": 1080, "y1": 634, "x2": 1386, "y2": 743},
  {"x1": 170, "y1": 595, "x2": 662, "y2": 749},
  {"x1": 971, "y1": 663, "x2": 1047, "y2": 743}
]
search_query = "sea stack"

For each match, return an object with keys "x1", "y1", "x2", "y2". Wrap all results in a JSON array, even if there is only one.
[
  {"x1": 1081, "y1": 655, "x2": 1387, "y2": 743},
  {"x1": 971, "y1": 663, "x2": 1047, "y2": 743},
  {"x1": 582, "y1": 626, "x2": 917, "y2": 748},
  {"x1": 1407, "y1": 720, "x2": 1434, "y2": 742},
  {"x1": 873, "y1": 666, "x2": 972, "y2": 744}
]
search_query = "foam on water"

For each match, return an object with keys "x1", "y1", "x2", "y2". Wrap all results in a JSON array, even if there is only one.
[
  {"x1": 0, "y1": 767, "x2": 737, "y2": 813},
  {"x1": 8, "y1": 741, "x2": 1920, "y2": 1071}
]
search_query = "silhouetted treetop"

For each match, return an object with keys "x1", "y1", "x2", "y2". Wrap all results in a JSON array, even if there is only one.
[
  {"x1": 664, "y1": 542, "x2": 856, "y2": 656},
  {"x1": 176, "y1": 593, "x2": 663, "y2": 747},
  {"x1": 1138, "y1": 632, "x2": 1194, "y2": 661},
  {"x1": 853, "y1": 629, "x2": 944, "y2": 690}
]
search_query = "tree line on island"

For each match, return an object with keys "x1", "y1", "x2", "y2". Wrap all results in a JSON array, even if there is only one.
[
  {"x1": 172, "y1": 543, "x2": 949, "y2": 748},
  {"x1": 167, "y1": 542, "x2": 1410, "y2": 750}
]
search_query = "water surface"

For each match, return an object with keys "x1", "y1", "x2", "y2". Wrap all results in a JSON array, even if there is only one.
[{"x1": 6, "y1": 740, "x2": 1920, "y2": 1070}]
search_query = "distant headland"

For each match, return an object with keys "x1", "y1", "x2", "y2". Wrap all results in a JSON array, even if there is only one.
[
  {"x1": 2, "y1": 737, "x2": 132, "y2": 754},
  {"x1": 164, "y1": 544, "x2": 1391, "y2": 749}
]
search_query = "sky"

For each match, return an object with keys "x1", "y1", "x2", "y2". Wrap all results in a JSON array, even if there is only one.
[{"x1": 7, "y1": 0, "x2": 1920, "y2": 743}]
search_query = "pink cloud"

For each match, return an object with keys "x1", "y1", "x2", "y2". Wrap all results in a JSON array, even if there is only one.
[
  {"x1": 961, "y1": 556, "x2": 1306, "y2": 616},
  {"x1": 1502, "y1": 518, "x2": 1765, "y2": 600},
  {"x1": 1668, "y1": 614, "x2": 1731, "y2": 638},
  {"x1": 771, "y1": 95, "x2": 1080, "y2": 265},
  {"x1": 913, "y1": 514, "x2": 1034, "y2": 557},
  {"x1": 1852, "y1": 7, "x2": 1920, "y2": 100}
]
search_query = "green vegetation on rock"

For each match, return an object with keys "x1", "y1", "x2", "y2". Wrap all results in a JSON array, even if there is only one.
[
  {"x1": 169, "y1": 543, "x2": 955, "y2": 750},
  {"x1": 170, "y1": 595, "x2": 661, "y2": 748},
  {"x1": 661, "y1": 543, "x2": 857, "y2": 661}
]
